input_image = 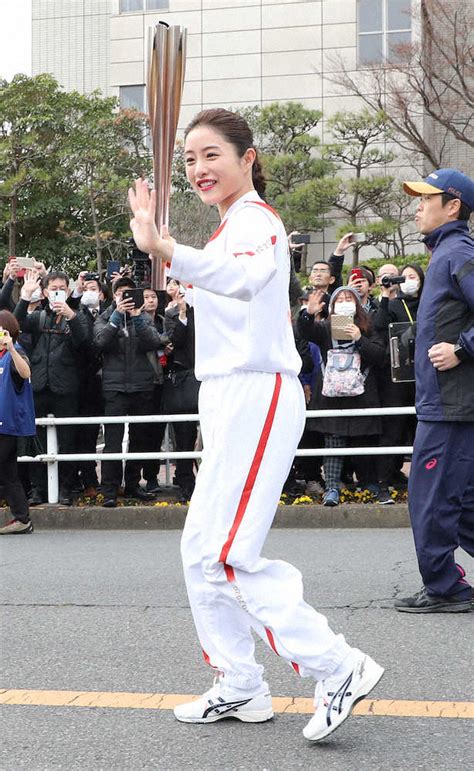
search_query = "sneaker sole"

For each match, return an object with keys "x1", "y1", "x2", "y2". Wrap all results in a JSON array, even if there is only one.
[
  {"x1": 395, "y1": 602, "x2": 472, "y2": 613},
  {"x1": 174, "y1": 707, "x2": 274, "y2": 724},
  {"x1": 304, "y1": 662, "x2": 384, "y2": 742}
]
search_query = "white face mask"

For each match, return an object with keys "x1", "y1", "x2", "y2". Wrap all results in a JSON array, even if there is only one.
[
  {"x1": 335, "y1": 301, "x2": 356, "y2": 317},
  {"x1": 30, "y1": 289, "x2": 43, "y2": 303},
  {"x1": 81, "y1": 290, "x2": 100, "y2": 308},
  {"x1": 402, "y1": 278, "x2": 420, "y2": 296}
]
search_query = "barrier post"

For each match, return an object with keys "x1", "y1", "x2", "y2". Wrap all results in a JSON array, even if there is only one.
[
  {"x1": 46, "y1": 415, "x2": 59, "y2": 503},
  {"x1": 164, "y1": 423, "x2": 171, "y2": 487}
]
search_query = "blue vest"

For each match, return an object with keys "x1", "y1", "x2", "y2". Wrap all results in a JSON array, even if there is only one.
[{"x1": 0, "y1": 345, "x2": 36, "y2": 436}]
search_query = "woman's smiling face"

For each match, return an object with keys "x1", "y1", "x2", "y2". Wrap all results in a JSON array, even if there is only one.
[{"x1": 184, "y1": 125, "x2": 255, "y2": 218}]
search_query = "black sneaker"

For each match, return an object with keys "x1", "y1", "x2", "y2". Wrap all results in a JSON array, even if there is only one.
[
  {"x1": 145, "y1": 480, "x2": 161, "y2": 495},
  {"x1": 28, "y1": 488, "x2": 45, "y2": 506},
  {"x1": 377, "y1": 487, "x2": 395, "y2": 505},
  {"x1": 103, "y1": 496, "x2": 117, "y2": 508},
  {"x1": 123, "y1": 486, "x2": 155, "y2": 501},
  {"x1": 394, "y1": 587, "x2": 472, "y2": 613},
  {"x1": 59, "y1": 490, "x2": 73, "y2": 506}
]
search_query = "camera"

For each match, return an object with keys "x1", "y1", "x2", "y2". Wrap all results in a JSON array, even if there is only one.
[
  {"x1": 292, "y1": 233, "x2": 310, "y2": 245},
  {"x1": 127, "y1": 236, "x2": 151, "y2": 284},
  {"x1": 381, "y1": 275, "x2": 406, "y2": 288}
]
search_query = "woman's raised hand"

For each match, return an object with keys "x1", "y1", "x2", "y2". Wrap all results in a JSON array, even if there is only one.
[
  {"x1": 128, "y1": 179, "x2": 174, "y2": 261},
  {"x1": 307, "y1": 289, "x2": 326, "y2": 317}
]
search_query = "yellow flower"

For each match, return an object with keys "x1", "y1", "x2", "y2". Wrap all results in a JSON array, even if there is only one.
[{"x1": 291, "y1": 495, "x2": 313, "y2": 505}]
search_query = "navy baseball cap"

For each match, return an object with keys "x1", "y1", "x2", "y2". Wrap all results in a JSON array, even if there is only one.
[{"x1": 403, "y1": 169, "x2": 474, "y2": 211}]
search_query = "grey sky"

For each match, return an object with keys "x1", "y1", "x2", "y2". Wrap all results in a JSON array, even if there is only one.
[{"x1": 0, "y1": 0, "x2": 32, "y2": 81}]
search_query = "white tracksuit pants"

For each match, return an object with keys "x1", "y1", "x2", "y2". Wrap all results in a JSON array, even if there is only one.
[{"x1": 181, "y1": 371, "x2": 352, "y2": 690}]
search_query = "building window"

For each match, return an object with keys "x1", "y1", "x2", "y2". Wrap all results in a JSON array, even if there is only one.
[
  {"x1": 358, "y1": 0, "x2": 411, "y2": 65},
  {"x1": 120, "y1": 0, "x2": 169, "y2": 12},
  {"x1": 120, "y1": 85, "x2": 145, "y2": 112}
]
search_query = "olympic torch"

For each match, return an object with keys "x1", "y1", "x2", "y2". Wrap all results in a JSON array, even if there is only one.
[{"x1": 147, "y1": 21, "x2": 187, "y2": 290}]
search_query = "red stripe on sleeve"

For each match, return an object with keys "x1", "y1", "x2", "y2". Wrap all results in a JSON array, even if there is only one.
[{"x1": 224, "y1": 564, "x2": 235, "y2": 582}]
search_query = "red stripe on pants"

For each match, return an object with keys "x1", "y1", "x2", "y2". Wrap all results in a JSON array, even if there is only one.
[
  {"x1": 265, "y1": 627, "x2": 279, "y2": 655},
  {"x1": 219, "y1": 373, "x2": 282, "y2": 578}
]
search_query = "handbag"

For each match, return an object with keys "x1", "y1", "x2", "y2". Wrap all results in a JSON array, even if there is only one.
[
  {"x1": 322, "y1": 349, "x2": 366, "y2": 397},
  {"x1": 162, "y1": 369, "x2": 200, "y2": 414}
]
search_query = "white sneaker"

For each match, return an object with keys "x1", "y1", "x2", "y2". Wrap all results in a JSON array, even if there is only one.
[
  {"x1": 303, "y1": 651, "x2": 384, "y2": 742},
  {"x1": 174, "y1": 678, "x2": 273, "y2": 724}
]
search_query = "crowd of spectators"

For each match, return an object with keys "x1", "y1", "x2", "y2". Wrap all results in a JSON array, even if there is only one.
[
  {"x1": 0, "y1": 235, "x2": 422, "y2": 515},
  {"x1": 0, "y1": 256, "x2": 199, "y2": 510},
  {"x1": 291, "y1": 233, "x2": 424, "y2": 507}
]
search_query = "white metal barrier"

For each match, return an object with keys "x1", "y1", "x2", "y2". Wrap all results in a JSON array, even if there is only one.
[{"x1": 17, "y1": 407, "x2": 416, "y2": 504}]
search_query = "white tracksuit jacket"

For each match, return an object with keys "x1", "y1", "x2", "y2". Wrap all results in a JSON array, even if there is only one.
[{"x1": 169, "y1": 191, "x2": 352, "y2": 689}]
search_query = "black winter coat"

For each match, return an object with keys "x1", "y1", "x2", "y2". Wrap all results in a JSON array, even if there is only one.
[
  {"x1": 94, "y1": 305, "x2": 162, "y2": 393},
  {"x1": 373, "y1": 293, "x2": 420, "y2": 331},
  {"x1": 164, "y1": 306, "x2": 196, "y2": 371},
  {"x1": 297, "y1": 312, "x2": 385, "y2": 436},
  {"x1": 13, "y1": 299, "x2": 91, "y2": 395}
]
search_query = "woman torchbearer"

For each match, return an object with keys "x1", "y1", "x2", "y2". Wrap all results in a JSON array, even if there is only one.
[{"x1": 128, "y1": 109, "x2": 384, "y2": 742}]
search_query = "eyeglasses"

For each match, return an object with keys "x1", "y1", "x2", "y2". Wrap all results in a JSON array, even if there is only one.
[{"x1": 311, "y1": 268, "x2": 330, "y2": 274}]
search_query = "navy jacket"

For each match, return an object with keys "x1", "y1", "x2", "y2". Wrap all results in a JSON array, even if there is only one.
[{"x1": 414, "y1": 221, "x2": 474, "y2": 422}]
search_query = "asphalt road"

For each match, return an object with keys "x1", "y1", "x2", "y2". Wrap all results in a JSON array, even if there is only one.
[{"x1": 1, "y1": 529, "x2": 473, "y2": 770}]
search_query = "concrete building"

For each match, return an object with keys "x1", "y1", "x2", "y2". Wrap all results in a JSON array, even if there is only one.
[
  {"x1": 32, "y1": 1, "x2": 413, "y2": 134},
  {"x1": 34, "y1": 2, "x2": 471, "y2": 258}
]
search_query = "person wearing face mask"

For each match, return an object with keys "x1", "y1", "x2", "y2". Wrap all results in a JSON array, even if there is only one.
[
  {"x1": 373, "y1": 263, "x2": 425, "y2": 503},
  {"x1": 0, "y1": 258, "x2": 48, "y2": 312},
  {"x1": 66, "y1": 273, "x2": 107, "y2": 497},
  {"x1": 374, "y1": 263, "x2": 425, "y2": 330},
  {"x1": 13, "y1": 269, "x2": 91, "y2": 505},
  {"x1": 298, "y1": 286, "x2": 385, "y2": 506},
  {"x1": 94, "y1": 277, "x2": 163, "y2": 507}
]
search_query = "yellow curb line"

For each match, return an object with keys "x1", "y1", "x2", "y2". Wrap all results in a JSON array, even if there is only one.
[{"x1": 0, "y1": 690, "x2": 472, "y2": 719}]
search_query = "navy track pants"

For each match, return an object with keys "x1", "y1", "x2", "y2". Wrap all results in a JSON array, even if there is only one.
[{"x1": 408, "y1": 420, "x2": 474, "y2": 599}]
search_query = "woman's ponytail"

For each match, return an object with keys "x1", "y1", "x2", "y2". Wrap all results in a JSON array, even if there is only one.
[{"x1": 252, "y1": 149, "x2": 266, "y2": 199}]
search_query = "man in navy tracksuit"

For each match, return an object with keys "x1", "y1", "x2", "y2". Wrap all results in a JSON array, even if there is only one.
[{"x1": 394, "y1": 169, "x2": 474, "y2": 613}]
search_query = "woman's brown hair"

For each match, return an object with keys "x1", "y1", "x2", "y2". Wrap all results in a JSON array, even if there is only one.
[
  {"x1": 184, "y1": 108, "x2": 266, "y2": 198},
  {"x1": 0, "y1": 310, "x2": 20, "y2": 343}
]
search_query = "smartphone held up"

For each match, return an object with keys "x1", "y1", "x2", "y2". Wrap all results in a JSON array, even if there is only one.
[{"x1": 349, "y1": 233, "x2": 366, "y2": 244}]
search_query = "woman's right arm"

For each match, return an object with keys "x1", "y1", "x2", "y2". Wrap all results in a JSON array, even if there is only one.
[{"x1": 129, "y1": 180, "x2": 276, "y2": 302}]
